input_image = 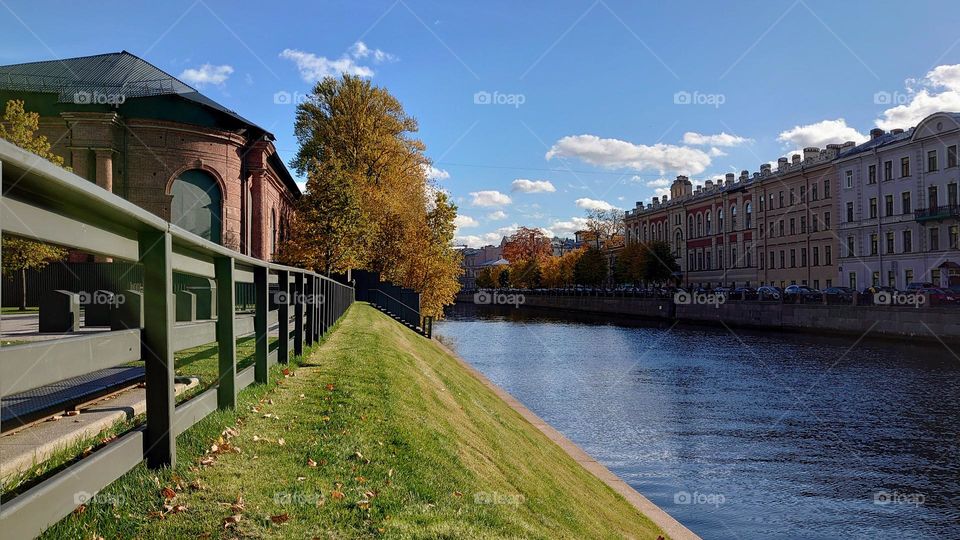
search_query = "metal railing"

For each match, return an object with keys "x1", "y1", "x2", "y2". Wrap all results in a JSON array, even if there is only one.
[
  {"x1": 914, "y1": 204, "x2": 960, "y2": 222},
  {"x1": 0, "y1": 138, "x2": 354, "y2": 539}
]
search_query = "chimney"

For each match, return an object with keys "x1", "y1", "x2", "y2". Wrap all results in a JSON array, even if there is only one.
[
  {"x1": 760, "y1": 163, "x2": 772, "y2": 175},
  {"x1": 825, "y1": 143, "x2": 841, "y2": 157},
  {"x1": 792, "y1": 154, "x2": 801, "y2": 165},
  {"x1": 841, "y1": 141, "x2": 856, "y2": 148},
  {"x1": 891, "y1": 128, "x2": 904, "y2": 135},
  {"x1": 661, "y1": 195, "x2": 668, "y2": 204},
  {"x1": 778, "y1": 157, "x2": 789, "y2": 171},
  {"x1": 753, "y1": 172, "x2": 761, "y2": 179},
  {"x1": 803, "y1": 147, "x2": 820, "y2": 161},
  {"x1": 652, "y1": 196, "x2": 659, "y2": 206},
  {"x1": 870, "y1": 128, "x2": 885, "y2": 140},
  {"x1": 636, "y1": 201, "x2": 643, "y2": 209},
  {"x1": 705, "y1": 179, "x2": 714, "y2": 189},
  {"x1": 737, "y1": 171, "x2": 747, "y2": 182}
]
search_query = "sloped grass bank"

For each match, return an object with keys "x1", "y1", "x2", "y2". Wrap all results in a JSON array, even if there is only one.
[{"x1": 44, "y1": 304, "x2": 664, "y2": 539}]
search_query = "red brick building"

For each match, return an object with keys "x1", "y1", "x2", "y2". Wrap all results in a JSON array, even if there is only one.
[{"x1": 0, "y1": 51, "x2": 299, "y2": 261}]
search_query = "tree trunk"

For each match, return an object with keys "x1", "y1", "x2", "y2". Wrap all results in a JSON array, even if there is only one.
[{"x1": 19, "y1": 268, "x2": 27, "y2": 311}]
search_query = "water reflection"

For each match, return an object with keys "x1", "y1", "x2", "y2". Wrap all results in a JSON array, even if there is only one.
[{"x1": 436, "y1": 303, "x2": 960, "y2": 540}]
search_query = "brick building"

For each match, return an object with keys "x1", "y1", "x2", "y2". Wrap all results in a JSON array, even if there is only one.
[{"x1": 0, "y1": 51, "x2": 300, "y2": 261}]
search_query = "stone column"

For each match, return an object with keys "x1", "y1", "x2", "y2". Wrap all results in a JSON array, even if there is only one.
[{"x1": 94, "y1": 148, "x2": 114, "y2": 193}]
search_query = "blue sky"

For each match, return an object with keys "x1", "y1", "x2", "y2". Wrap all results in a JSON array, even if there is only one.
[{"x1": 3, "y1": 0, "x2": 960, "y2": 246}]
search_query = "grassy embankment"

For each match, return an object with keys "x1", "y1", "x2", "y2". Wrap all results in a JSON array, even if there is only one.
[{"x1": 41, "y1": 303, "x2": 665, "y2": 539}]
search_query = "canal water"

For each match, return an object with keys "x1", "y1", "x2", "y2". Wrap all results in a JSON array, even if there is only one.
[{"x1": 435, "y1": 303, "x2": 960, "y2": 540}]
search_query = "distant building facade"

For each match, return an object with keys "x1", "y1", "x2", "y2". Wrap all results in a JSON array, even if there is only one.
[
  {"x1": 836, "y1": 113, "x2": 960, "y2": 289},
  {"x1": 459, "y1": 241, "x2": 506, "y2": 288},
  {"x1": 0, "y1": 51, "x2": 300, "y2": 261}
]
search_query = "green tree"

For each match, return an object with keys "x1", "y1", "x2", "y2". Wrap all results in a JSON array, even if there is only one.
[
  {"x1": 475, "y1": 267, "x2": 495, "y2": 288},
  {"x1": 0, "y1": 99, "x2": 69, "y2": 309},
  {"x1": 498, "y1": 268, "x2": 510, "y2": 288},
  {"x1": 613, "y1": 242, "x2": 645, "y2": 284},
  {"x1": 640, "y1": 240, "x2": 679, "y2": 285},
  {"x1": 574, "y1": 247, "x2": 607, "y2": 286}
]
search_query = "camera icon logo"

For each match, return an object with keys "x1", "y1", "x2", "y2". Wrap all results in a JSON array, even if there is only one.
[
  {"x1": 873, "y1": 491, "x2": 891, "y2": 505},
  {"x1": 73, "y1": 91, "x2": 92, "y2": 104},
  {"x1": 673, "y1": 91, "x2": 691, "y2": 105},
  {"x1": 873, "y1": 91, "x2": 892, "y2": 105},
  {"x1": 473, "y1": 91, "x2": 492, "y2": 105},
  {"x1": 874, "y1": 291, "x2": 892, "y2": 305},
  {"x1": 473, "y1": 290, "x2": 492, "y2": 305},
  {"x1": 674, "y1": 490, "x2": 691, "y2": 504},
  {"x1": 74, "y1": 490, "x2": 93, "y2": 505},
  {"x1": 274, "y1": 290, "x2": 289, "y2": 305},
  {"x1": 273, "y1": 90, "x2": 292, "y2": 105},
  {"x1": 673, "y1": 291, "x2": 692, "y2": 305}
]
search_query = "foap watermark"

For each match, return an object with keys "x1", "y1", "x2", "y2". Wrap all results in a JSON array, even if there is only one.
[
  {"x1": 473, "y1": 90, "x2": 526, "y2": 108},
  {"x1": 78, "y1": 290, "x2": 125, "y2": 305},
  {"x1": 674, "y1": 290, "x2": 726, "y2": 308},
  {"x1": 273, "y1": 90, "x2": 311, "y2": 106},
  {"x1": 74, "y1": 490, "x2": 125, "y2": 506},
  {"x1": 873, "y1": 90, "x2": 912, "y2": 106},
  {"x1": 674, "y1": 490, "x2": 726, "y2": 507},
  {"x1": 474, "y1": 491, "x2": 525, "y2": 506},
  {"x1": 874, "y1": 290, "x2": 925, "y2": 308},
  {"x1": 874, "y1": 490, "x2": 925, "y2": 507},
  {"x1": 274, "y1": 490, "x2": 324, "y2": 506},
  {"x1": 72, "y1": 90, "x2": 126, "y2": 106},
  {"x1": 673, "y1": 90, "x2": 725, "y2": 108},
  {"x1": 273, "y1": 290, "x2": 325, "y2": 306},
  {"x1": 473, "y1": 290, "x2": 524, "y2": 308}
]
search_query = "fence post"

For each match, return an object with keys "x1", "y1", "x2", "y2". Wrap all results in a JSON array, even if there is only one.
[
  {"x1": 215, "y1": 257, "x2": 236, "y2": 409},
  {"x1": 305, "y1": 276, "x2": 315, "y2": 346},
  {"x1": 253, "y1": 266, "x2": 269, "y2": 384},
  {"x1": 277, "y1": 270, "x2": 289, "y2": 364},
  {"x1": 293, "y1": 273, "x2": 304, "y2": 356},
  {"x1": 139, "y1": 230, "x2": 176, "y2": 469}
]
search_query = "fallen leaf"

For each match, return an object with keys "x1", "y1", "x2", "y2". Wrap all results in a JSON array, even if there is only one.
[
  {"x1": 270, "y1": 513, "x2": 290, "y2": 524},
  {"x1": 277, "y1": 438, "x2": 285, "y2": 446},
  {"x1": 223, "y1": 514, "x2": 242, "y2": 529},
  {"x1": 325, "y1": 383, "x2": 335, "y2": 391},
  {"x1": 307, "y1": 458, "x2": 317, "y2": 468},
  {"x1": 73, "y1": 504, "x2": 86, "y2": 515},
  {"x1": 331, "y1": 490, "x2": 345, "y2": 500},
  {"x1": 161, "y1": 487, "x2": 177, "y2": 500},
  {"x1": 453, "y1": 491, "x2": 463, "y2": 497},
  {"x1": 65, "y1": 410, "x2": 80, "y2": 417}
]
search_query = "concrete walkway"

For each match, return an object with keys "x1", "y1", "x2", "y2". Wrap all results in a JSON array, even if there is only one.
[{"x1": 434, "y1": 340, "x2": 701, "y2": 540}]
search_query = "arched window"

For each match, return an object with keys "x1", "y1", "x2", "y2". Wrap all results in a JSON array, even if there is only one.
[
  {"x1": 643, "y1": 223, "x2": 648, "y2": 242},
  {"x1": 730, "y1": 204, "x2": 738, "y2": 230},
  {"x1": 706, "y1": 211, "x2": 712, "y2": 234},
  {"x1": 718, "y1": 209, "x2": 724, "y2": 232},
  {"x1": 675, "y1": 230, "x2": 682, "y2": 256},
  {"x1": 270, "y1": 209, "x2": 277, "y2": 258},
  {"x1": 745, "y1": 202, "x2": 753, "y2": 228},
  {"x1": 687, "y1": 216, "x2": 694, "y2": 239},
  {"x1": 171, "y1": 169, "x2": 222, "y2": 244},
  {"x1": 696, "y1": 214, "x2": 703, "y2": 237}
]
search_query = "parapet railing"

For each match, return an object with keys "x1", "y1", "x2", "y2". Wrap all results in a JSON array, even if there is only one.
[
  {"x1": 0, "y1": 138, "x2": 354, "y2": 539},
  {"x1": 368, "y1": 287, "x2": 433, "y2": 338}
]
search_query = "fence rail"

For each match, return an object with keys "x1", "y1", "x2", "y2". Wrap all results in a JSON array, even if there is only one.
[
  {"x1": 350, "y1": 269, "x2": 432, "y2": 337},
  {"x1": 0, "y1": 138, "x2": 354, "y2": 540}
]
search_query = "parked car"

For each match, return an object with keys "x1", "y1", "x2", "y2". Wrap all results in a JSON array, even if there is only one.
[
  {"x1": 906, "y1": 281, "x2": 934, "y2": 291},
  {"x1": 822, "y1": 286, "x2": 855, "y2": 304},
  {"x1": 731, "y1": 287, "x2": 758, "y2": 300},
  {"x1": 917, "y1": 287, "x2": 959, "y2": 306},
  {"x1": 756, "y1": 286, "x2": 782, "y2": 301},
  {"x1": 783, "y1": 285, "x2": 822, "y2": 303}
]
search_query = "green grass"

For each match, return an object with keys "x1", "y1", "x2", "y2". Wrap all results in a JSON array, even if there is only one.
[
  {"x1": 1, "y1": 306, "x2": 39, "y2": 314},
  {"x1": 38, "y1": 304, "x2": 665, "y2": 539}
]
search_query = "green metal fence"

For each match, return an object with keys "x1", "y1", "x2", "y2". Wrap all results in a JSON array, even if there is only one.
[{"x1": 0, "y1": 138, "x2": 354, "y2": 539}]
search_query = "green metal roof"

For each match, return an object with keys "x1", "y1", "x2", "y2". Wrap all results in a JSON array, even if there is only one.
[{"x1": 0, "y1": 51, "x2": 273, "y2": 140}]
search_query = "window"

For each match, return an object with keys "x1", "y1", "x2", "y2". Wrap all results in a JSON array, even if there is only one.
[
  {"x1": 760, "y1": 223, "x2": 765, "y2": 238},
  {"x1": 745, "y1": 202, "x2": 752, "y2": 228},
  {"x1": 928, "y1": 185, "x2": 939, "y2": 210},
  {"x1": 759, "y1": 197, "x2": 764, "y2": 212},
  {"x1": 790, "y1": 218, "x2": 796, "y2": 235},
  {"x1": 928, "y1": 150, "x2": 938, "y2": 172},
  {"x1": 696, "y1": 214, "x2": 703, "y2": 237},
  {"x1": 769, "y1": 251, "x2": 775, "y2": 269},
  {"x1": 847, "y1": 236, "x2": 856, "y2": 257},
  {"x1": 812, "y1": 184, "x2": 819, "y2": 201},
  {"x1": 905, "y1": 269, "x2": 913, "y2": 285},
  {"x1": 868, "y1": 164, "x2": 877, "y2": 184},
  {"x1": 746, "y1": 249, "x2": 752, "y2": 267},
  {"x1": 779, "y1": 191, "x2": 784, "y2": 207},
  {"x1": 706, "y1": 251, "x2": 712, "y2": 270},
  {"x1": 824, "y1": 179, "x2": 831, "y2": 198},
  {"x1": 780, "y1": 250, "x2": 785, "y2": 268},
  {"x1": 813, "y1": 246, "x2": 820, "y2": 266},
  {"x1": 823, "y1": 212, "x2": 831, "y2": 228},
  {"x1": 886, "y1": 231, "x2": 894, "y2": 254},
  {"x1": 790, "y1": 188, "x2": 796, "y2": 205},
  {"x1": 800, "y1": 216, "x2": 806, "y2": 234},
  {"x1": 801, "y1": 248, "x2": 807, "y2": 267},
  {"x1": 903, "y1": 230, "x2": 912, "y2": 253},
  {"x1": 930, "y1": 227, "x2": 940, "y2": 251},
  {"x1": 813, "y1": 279, "x2": 820, "y2": 290},
  {"x1": 731, "y1": 204, "x2": 737, "y2": 230},
  {"x1": 825, "y1": 245, "x2": 832, "y2": 265},
  {"x1": 845, "y1": 170, "x2": 853, "y2": 188},
  {"x1": 706, "y1": 212, "x2": 712, "y2": 234},
  {"x1": 869, "y1": 197, "x2": 877, "y2": 219},
  {"x1": 933, "y1": 268, "x2": 941, "y2": 284},
  {"x1": 901, "y1": 156, "x2": 911, "y2": 177},
  {"x1": 790, "y1": 249, "x2": 796, "y2": 268},
  {"x1": 718, "y1": 209, "x2": 724, "y2": 232},
  {"x1": 950, "y1": 225, "x2": 959, "y2": 249},
  {"x1": 902, "y1": 192, "x2": 912, "y2": 214},
  {"x1": 884, "y1": 160, "x2": 893, "y2": 181},
  {"x1": 800, "y1": 186, "x2": 806, "y2": 202},
  {"x1": 688, "y1": 218, "x2": 694, "y2": 239},
  {"x1": 849, "y1": 272, "x2": 857, "y2": 290},
  {"x1": 950, "y1": 183, "x2": 958, "y2": 207},
  {"x1": 885, "y1": 194, "x2": 894, "y2": 216},
  {"x1": 731, "y1": 246, "x2": 737, "y2": 268},
  {"x1": 812, "y1": 214, "x2": 819, "y2": 232},
  {"x1": 846, "y1": 202, "x2": 854, "y2": 222},
  {"x1": 778, "y1": 219, "x2": 784, "y2": 237},
  {"x1": 948, "y1": 145, "x2": 958, "y2": 168},
  {"x1": 689, "y1": 253, "x2": 694, "y2": 269},
  {"x1": 888, "y1": 271, "x2": 895, "y2": 287},
  {"x1": 872, "y1": 271, "x2": 880, "y2": 287},
  {"x1": 870, "y1": 233, "x2": 878, "y2": 255}
]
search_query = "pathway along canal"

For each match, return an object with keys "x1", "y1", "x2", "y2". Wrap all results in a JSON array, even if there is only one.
[{"x1": 435, "y1": 303, "x2": 960, "y2": 539}]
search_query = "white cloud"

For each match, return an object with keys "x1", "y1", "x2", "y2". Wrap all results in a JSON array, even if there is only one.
[
  {"x1": 777, "y1": 118, "x2": 868, "y2": 150},
  {"x1": 682, "y1": 131, "x2": 752, "y2": 147},
  {"x1": 876, "y1": 64, "x2": 960, "y2": 130},
  {"x1": 423, "y1": 164, "x2": 450, "y2": 181},
  {"x1": 469, "y1": 190, "x2": 512, "y2": 207},
  {"x1": 575, "y1": 198, "x2": 616, "y2": 211},
  {"x1": 179, "y1": 64, "x2": 234, "y2": 87},
  {"x1": 545, "y1": 134, "x2": 712, "y2": 175},
  {"x1": 455, "y1": 224, "x2": 523, "y2": 248},
  {"x1": 511, "y1": 178, "x2": 556, "y2": 193},
  {"x1": 645, "y1": 178, "x2": 671, "y2": 188},
  {"x1": 542, "y1": 217, "x2": 590, "y2": 238},
  {"x1": 708, "y1": 147, "x2": 727, "y2": 157},
  {"x1": 454, "y1": 215, "x2": 479, "y2": 228},
  {"x1": 487, "y1": 210, "x2": 508, "y2": 220},
  {"x1": 349, "y1": 41, "x2": 396, "y2": 63}
]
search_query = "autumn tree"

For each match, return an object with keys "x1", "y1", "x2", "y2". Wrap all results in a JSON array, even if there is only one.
[
  {"x1": 287, "y1": 75, "x2": 461, "y2": 317},
  {"x1": 501, "y1": 227, "x2": 552, "y2": 264},
  {"x1": 574, "y1": 246, "x2": 607, "y2": 286},
  {"x1": 640, "y1": 240, "x2": 679, "y2": 285},
  {"x1": 584, "y1": 208, "x2": 625, "y2": 248},
  {"x1": 0, "y1": 100, "x2": 69, "y2": 309},
  {"x1": 613, "y1": 241, "x2": 645, "y2": 284}
]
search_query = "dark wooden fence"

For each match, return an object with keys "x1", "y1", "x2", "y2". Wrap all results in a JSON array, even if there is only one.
[
  {"x1": 0, "y1": 139, "x2": 354, "y2": 539},
  {"x1": 349, "y1": 269, "x2": 432, "y2": 337}
]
